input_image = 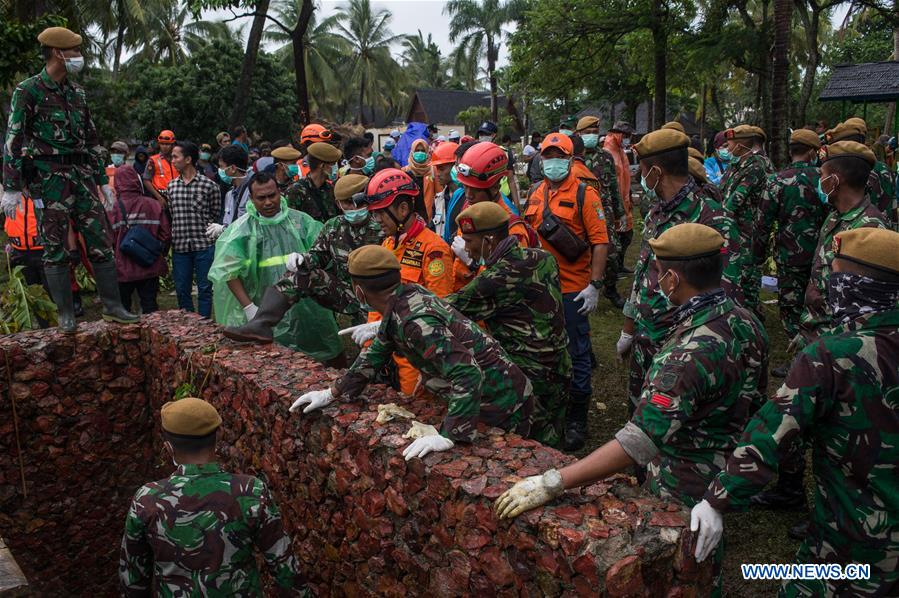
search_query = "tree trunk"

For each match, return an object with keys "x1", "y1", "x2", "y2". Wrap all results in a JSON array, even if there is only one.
[
  {"x1": 771, "y1": 0, "x2": 791, "y2": 166},
  {"x1": 113, "y1": 0, "x2": 126, "y2": 79},
  {"x1": 291, "y1": 0, "x2": 315, "y2": 125},
  {"x1": 487, "y1": 37, "x2": 499, "y2": 123},
  {"x1": 700, "y1": 83, "x2": 707, "y2": 149},
  {"x1": 229, "y1": 0, "x2": 271, "y2": 128},
  {"x1": 795, "y1": 0, "x2": 818, "y2": 126},
  {"x1": 650, "y1": 0, "x2": 667, "y2": 129},
  {"x1": 885, "y1": 6, "x2": 899, "y2": 134},
  {"x1": 358, "y1": 70, "x2": 366, "y2": 125}
]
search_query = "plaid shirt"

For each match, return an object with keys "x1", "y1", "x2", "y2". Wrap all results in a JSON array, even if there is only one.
[{"x1": 166, "y1": 172, "x2": 220, "y2": 252}]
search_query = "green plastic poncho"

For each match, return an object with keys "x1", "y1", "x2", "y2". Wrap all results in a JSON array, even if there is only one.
[{"x1": 209, "y1": 197, "x2": 342, "y2": 361}]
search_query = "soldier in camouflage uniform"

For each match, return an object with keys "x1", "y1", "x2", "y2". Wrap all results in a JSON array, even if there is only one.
[
  {"x1": 695, "y1": 227, "x2": 899, "y2": 597},
  {"x1": 616, "y1": 129, "x2": 740, "y2": 408},
  {"x1": 446, "y1": 202, "x2": 571, "y2": 447},
  {"x1": 284, "y1": 142, "x2": 340, "y2": 222},
  {"x1": 718, "y1": 124, "x2": 775, "y2": 313},
  {"x1": 1, "y1": 27, "x2": 137, "y2": 332},
  {"x1": 496, "y1": 224, "x2": 767, "y2": 595},
  {"x1": 119, "y1": 398, "x2": 305, "y2": 596},
  {"x1": 291, "y1": 245, "x2": 535, "y2": 459}
]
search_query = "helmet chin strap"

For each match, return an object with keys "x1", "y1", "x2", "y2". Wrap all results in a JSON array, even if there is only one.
[{"x1": 387, "y1": 204, "x2": 412, "y2": 245}]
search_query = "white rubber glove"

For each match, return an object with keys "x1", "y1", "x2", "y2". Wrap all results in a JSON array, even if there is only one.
[
  {"x1": 206, "y1": 222, "x2": 225, "y2": 240},
  {"x1": 616, "y1": 331, "x2": 634, "y2": 360},
  {"x1": 451, "y1": 235, "x2": 472, "y2": 266},
  {"x1": 573, "y1": 284, "x2": 599, "y2": 315},
  {"x1": 101, "y1": 184, "x2": 115, "y2": 205},
  {"x1": 402, "y1": 433, "x2": 454, "y2": 461},
  {"x1": 690, "y1": 499, "x2": 724, "y2": 563},
  {"x1": 242, "y1": 303, "x2": 259, "y2": 321},
  {"x1": 338, "y1": 321, "x2": 380, "y2": 346},
  {"x1": 495, "y1": 469, "x2": 565, "y2": 519},
  {"x1": 285, "y1": 252, "x2": 304, "y2": 273},
  {"x1": 1, "y1": 190, "x2": 22, "y2": 220},
  {"x1": 289, "y1": 388, "x2": 334, "y2": 414}
]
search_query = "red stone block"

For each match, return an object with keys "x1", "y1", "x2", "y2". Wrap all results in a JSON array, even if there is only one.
[
  {"x1": 479, "y1": 546, "x2": 515, "y2": 587},
  {"x1": 649, "y1": 511, "x2": 687, "y2": 528},
  {"x1": 606, "y1": 555, "x2": 645, "y2": 598}
]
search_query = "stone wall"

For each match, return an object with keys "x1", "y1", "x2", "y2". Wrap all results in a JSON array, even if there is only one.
[{"x1": 0, "y1": 312, "x2": 712, "y2": 596}]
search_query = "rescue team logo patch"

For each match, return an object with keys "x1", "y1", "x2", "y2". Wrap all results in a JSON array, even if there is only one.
[
  {"x1": 651, "y1": 393, "x2": 673, "y2": 408},
  {"x1": 428, "y1": 259, "x2": 446, "y2": 277},
  {"x1": 400, "y1": 249, "x2": 423, "y2": 269}
]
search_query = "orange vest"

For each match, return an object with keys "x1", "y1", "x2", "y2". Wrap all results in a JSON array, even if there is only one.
[
  {"x1": 4, "y1": 195, "x2": 42, "y2": 250},
  {"x1": 149, "y1": 154, "x2": 176, "y2": 192}
]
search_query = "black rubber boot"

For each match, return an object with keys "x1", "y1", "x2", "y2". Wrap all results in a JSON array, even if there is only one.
[
  {"x1": 750, "y1": 475, "x2": 807, "y2": 511},
  {"x1": 72, "y1": 290, "x2": 84, "y2": 317},
  {"x1": 562, "y1": 394, "x2": 590, "y2": 452},
  {"x1": 771, "y1": 365, "x2": 789, "y2": 378},
  {"x1": 44, "y1": 264, "x2": 78, "y2": 334},
  {"x1": 223, "y1": 287, "x2": 291, "y2": 344},
  {"x1": 788, "y1": 519, "x2": 810, "y2": 540},
  {"x1": 91, "y1": 261, "x2": 140, "y2": 323}
]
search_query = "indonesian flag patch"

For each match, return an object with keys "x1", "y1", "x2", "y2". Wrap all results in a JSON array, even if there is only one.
[{"x1": 651, "y1": 393, "x2": 673, "y2": 408}]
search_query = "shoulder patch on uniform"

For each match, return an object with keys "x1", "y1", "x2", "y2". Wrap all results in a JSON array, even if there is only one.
[
  {"x1": 427, "y1": 259, "x2": 446, "y2": 277},
  {"x1": 655, "y1": 361, "x2": 685, "y2": 392},
  {"x1": 650, "y1": 393, "x2": 673, "y2": 408}
]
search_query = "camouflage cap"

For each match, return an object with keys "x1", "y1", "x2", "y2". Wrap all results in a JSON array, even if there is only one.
[
  {"x1": 38, "y1": 27, "x2": 82, "y2": 49},
  {"x1": 727, "y1": 124, "x2": 766, "y2": 142},
  {"x1": 822, "y1": 140, "x2": 875, "y2": 166},
  {"x1": 633, "y1": 129, "x2": 689, "y2": 160},
  {"x1": 688, "y1": 147, "x2": 704, "y2": 161},
  {"x1": 271, "y1": 146, "x2": 301, "y2": 162},
  {"x1": 834, "y1": 227, "x2": 899, "y2": 275},
  {"x1": 348, "y1": 245, "x2": 401, "y2": 279},
  {"x1": 307, "y1": 142, "x2": 342, "y2": 162},
  {"x1": 649, "y1": 223, "x2": 724, "y2": 261},
  {"x1": 688, "y1": 157, "x2": 708, "y2": 184},
  {"x1": 161, "y1": 398, "x2": 222, "y2": 437},
  {"x1": 789, "y1": 128, "x2": 821, "y2": 149},
  {"x1": 335, "y1": 174, "x2": 369, "y2": 202},
  {"x1": 456, "y1": 201, "x2": 510, "y2": 235},
  {"x1": 661, "y1": 121, "x2": 685, "y2": 134},
  {"x1": 825, "y1": 121, "x2": 866, "y2": 143},
  {"x1": 575, "y1": 116, "x2": 600, "y2": 132}
]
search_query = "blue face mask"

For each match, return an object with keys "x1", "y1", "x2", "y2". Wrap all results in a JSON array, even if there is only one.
[
  {"x1": 717, "y1": 148, "x2": 733, "y2": 164},
  {"x1": 111, "y1": 153, "x2": 125, "y2": 166},
  {"x1": 450, "y1": 165, "x2": 460, "y2": 185},
  {"x1": 343, "y1": 206, "x2": 369, "y2": 224},
  {"x1": 542, "y1": 158, "x2": 571, "y2": 182},
  {"x1": 199, "y1": 152, "x2": 211, "y2": 161},
  {"x1": 559, "y1": 128, "x2": 574, "y2": 137},
  {"x1": 412, "y1": 151, "x2": 428, "y2": 164},
  {"x1": 287, "y1": 164, "x2": 300, "y2": 177},
  {"x1": 640, "y1": 169, "x2": 659, "y2": 202},
  {"x1": 817, "y1": 175, "x2": 836, "y2": 204},
  {"x1": 384, "y1": 141, "x2": 396, "y2": 151},
  {"x1": 355, "y1": 286, "x2": 374, "y2": 312},
  {"x1": 657, "y1": 270, "x2": 677, "y2": 307},
  {"x1": 363, "y1": 156, "x2": 375, "y2": 175},
  {"x1": 218, "y1": 167, "x2": 233, "y2": 185},
  {"x1": 581, "y1": 134, "x2": 599, "y2": 149}
]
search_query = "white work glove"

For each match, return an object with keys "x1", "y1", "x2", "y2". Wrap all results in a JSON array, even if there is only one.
[
  {"x1": 616, "y1": 331, "x2": 634, "y2": 360},
  {"x1": 451, "y1": 235, "x2": 472, "y2": 266},
  {"x1": 101, "y1": 184, "x2": 115, "y2": 205},
  {"x1": 690, "y1": 499, "x2": 724, "y2": 563},
  {"x1": 338, "y1": 321, "x2": 380, "y2": 346},
  {"x1": 285, "y1": 252, "x2": 304, "y2": 273},
  {"x1": 242, "y1": 303, "x2": 259, "y2": 321},
  {"x1": 402, "y1": 433, "x2": 454, "y2": 461},
  {"x1": 1, "y1": 190, "x2": 22, "y2": 219},
  {"x1": 573, "y1": 283, "x2": 600, "y2": 315},
  {"x1": 495, "y1": 469, "x2": 565, "y2": 519},
  {"x1": 205, "y1": 222, "x2": 225, "y2": 240},
  {"x1": 289, "y1": 388, "x2": 334, "y2": 414}
]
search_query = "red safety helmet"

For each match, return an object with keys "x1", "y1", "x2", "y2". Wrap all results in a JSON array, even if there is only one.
[
  {"x1": 300, "y1": 123, "x2": 332, "y2": 144},
  {"x1": 365, "y1": 168, "x2": 420, "y2": 210},
  {"x1": 456, "y1": 142, "x2": 508, "y2": 189},
  {"x1": 157, "y1": 130, "x2": 175, "y2": 143},
  {"x1": 431, "y1": 141, "x2": 460, "y2": 166}
]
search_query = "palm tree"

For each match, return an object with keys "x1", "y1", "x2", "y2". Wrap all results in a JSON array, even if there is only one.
[
  {"x1": 444, "y1": 0, "x2": 524, "y2": 121},
  {"x1": 333, "y1": 0, "x2": 403, "y2": 124},
  {"x1": 128, "y1": 2, "x2": 218, "y2": 66},
  {"x1": 401, "y1": 30, "x2": 450, "y2": 89}
]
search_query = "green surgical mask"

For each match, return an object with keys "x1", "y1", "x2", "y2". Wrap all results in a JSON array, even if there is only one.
[
  {"x1": 218, "y1": 168, "x2": 232, "y2": 185},
  {"x1": 343, "y1": 206, "x2": 369, "y2": 224},
  {"x1": 287, "y1": 164, "x2": 300, "y2": 177},
  {"x1": 111, "y1": 153, "x2": 125, "y2": 166},
  {"x1": 199, "y1": 151, "x2": 211, "y2": 161},
  {"x1": 582, "y1": 134, "x2": 599, "y2": 149},
  {"x1": 542, "y1": 158, "x2": 571, "y2": 182},
  {"x1": 559, "y1": 128, "x2": 574, "y2": 137},
  {"x1": 412, "y1": 151, "x2": 428, "y2": 163}
]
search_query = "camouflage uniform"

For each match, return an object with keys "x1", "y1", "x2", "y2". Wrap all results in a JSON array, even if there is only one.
[
  {"x1": 705, "y1": 308, "x2": 899, "y2": 597},
  {"x1": 335, "y1": 283, "x2": 535, "y2": 443},
  {"x1": 868, "y1": 161, "x2": 897, "y2": 228},
  {"x1": 285, "y1": 177, "x2": 338, "y2": 222},
  {"x1": 446, "y1": 236, "x2": 571, "y2": 447},
  {"x1": 3, "y1": 68, "x2": 112, "y2": 265},
  {"x1": 584, "y1": 148, "x2": 625, "y2": 285},
  {"x1": 119, "y1": 462, "x2": 305, "y2": 596},
  {"x1": 719, "y1": 152, "x2": 775, "y2": 312},
  {"x1": 624, "y1": 178, "x2": 740, "y2": 406},
  {"x1": 277, "y1": 214, "x2": 383, "y2": 320},
  {"x1": 798, "y1": 198, "x2": 889, "y2": 341},
  {"x1": 753, "y1": 162, "x2": 826, "y2": 338}
]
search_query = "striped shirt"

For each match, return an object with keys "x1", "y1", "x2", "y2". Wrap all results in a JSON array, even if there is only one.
[{"x1": 166, "y1": 172, "x2": 220, "y2": 252}]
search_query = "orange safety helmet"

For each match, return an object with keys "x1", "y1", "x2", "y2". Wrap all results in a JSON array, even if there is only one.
[
  {"x1": 300, "y1": 123, "x2": 332, "y2": 144},
  {"x1": 540, "y1": 132, "x2": 574, "y2": 156},
  {"x1": 364, "y1": 168, "x2": 420, "y2": 210},
  {"x1": 456, "y1": 142, "x2": 508, "y2": 189},
  {"x1": 431, "y1": 141, "x2": 460, "y2": 166},
  {"x1": 157, "y1": 130, "x2": 175, "y2": 143}
]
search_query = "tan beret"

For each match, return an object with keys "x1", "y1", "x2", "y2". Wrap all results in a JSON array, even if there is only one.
[
  {"x1": 307, "y1": 142, "x2": 342, "y2": 162},
  {"x1": 727, "y1": 124, "x2": 766, "y2": 142},
  {"x1": 334, "y1": 174, "x2": 369, "y2": 202},
  {"x1": 576, "y1": 116, "x2": 600, "y2": 132},
  {"x1": 834, "y1": 227, "x2": 899, "y2": 275},
  {"x1": 271, "y1": 146, "x2": 301, "y2": 161},
  {"x1": 648, "y1": 223, "x2": 724, "y2": 261},
  {"x1": 790, "y1": 129, "x2": 821, "y2": 149},
  {"x1": 348, "y1": 245, "x2": 401, "y2": 278},
  {"x1": 844, "y1": 117, "x2": 867, "y2": 133},
  {"x1": 826, "y1": 121, "x2": 866, "y2": 143},
  {"x1": 688, "y1": 157, "x2": 708, "y2": 184},
  {"x1": 823, "y1": 141, "x2": 876, "y2": 167},
  {"x1": 456, "y1": 201, "x2": 510, "y2": 235},
  {"x1": 38, "y1": 27, "x2": 82, "y2": 49},
  {"x1": 661, "y1": 121, "x2": 685, "y2": 134},
  {"x1": 688, "y1": 147, "x2": 703, "y2": 161},
  {"x1": 161, "y1": 398, "x2": 221, "y2": 437},
  {"x1": 633, "y1": 129, "x2": 690, "y2": 160}
]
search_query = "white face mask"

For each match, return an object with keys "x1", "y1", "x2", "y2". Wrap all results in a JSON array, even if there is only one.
[{"x1": 61, "y1": 54, "x2": 85, "y2": 74}]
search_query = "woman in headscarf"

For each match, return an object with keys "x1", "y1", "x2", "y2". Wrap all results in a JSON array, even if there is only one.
[{"x1": 403, "y1": 139, "x2": 439, "y2": 221}]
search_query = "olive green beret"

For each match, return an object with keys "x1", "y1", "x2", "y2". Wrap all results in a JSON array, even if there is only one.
[
  {"x1": 633, "y1": 129, "x2": 689, "y2": 160},
  {"x1": 688, "y1": 157, "x2": 708, "y2": 184},
  {"x1": 789, "y1": 129, "x2": 821, "y2": 149},
  {"x1": 648, "y1": 223, "x2": 724, "y2": 261},
  {"x1": 271, "y1": 146, "x2": 301, "y2": 161},
  {"x1": 334, "y1": 174, "x2": 369, "y2": 202},
  {"x1": 727, "y1": 124, "x2": 766, "y2": 142},
  {"x1": 576, "y1": 116, "x2": 600, "y2": 132},
  {"x1": 834, "y1": 227, "x2": 899, "y2": 275},
  {"x1": 825, "y1": 121, "x2": 866, "y2": 144},
  {"x1": 161, "y1": 398, "x2": 221, "y2": 437},
  {"x1": 661, "y1": 121, "x2": 685, "y2": 133},
  {"x1": 307, "y1": 142, "x2": 342, "y2": 162},
  {"x1": 38, "y1": 27, "x2": 82, "y2": 49},
  {"x1": 456, "y1": 201, "x2": 510, "y2": 235},
  {"x1": 348, "y1": 245, "x2": 401, "y2": 279},
  {"x1": 823, "y1": 140, "x2": 876, "y2": 167}
]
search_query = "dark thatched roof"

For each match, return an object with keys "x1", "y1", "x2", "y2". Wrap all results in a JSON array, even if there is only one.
[{"x1": 819, "y1": 62, "x2": 899, "y2": 103}]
